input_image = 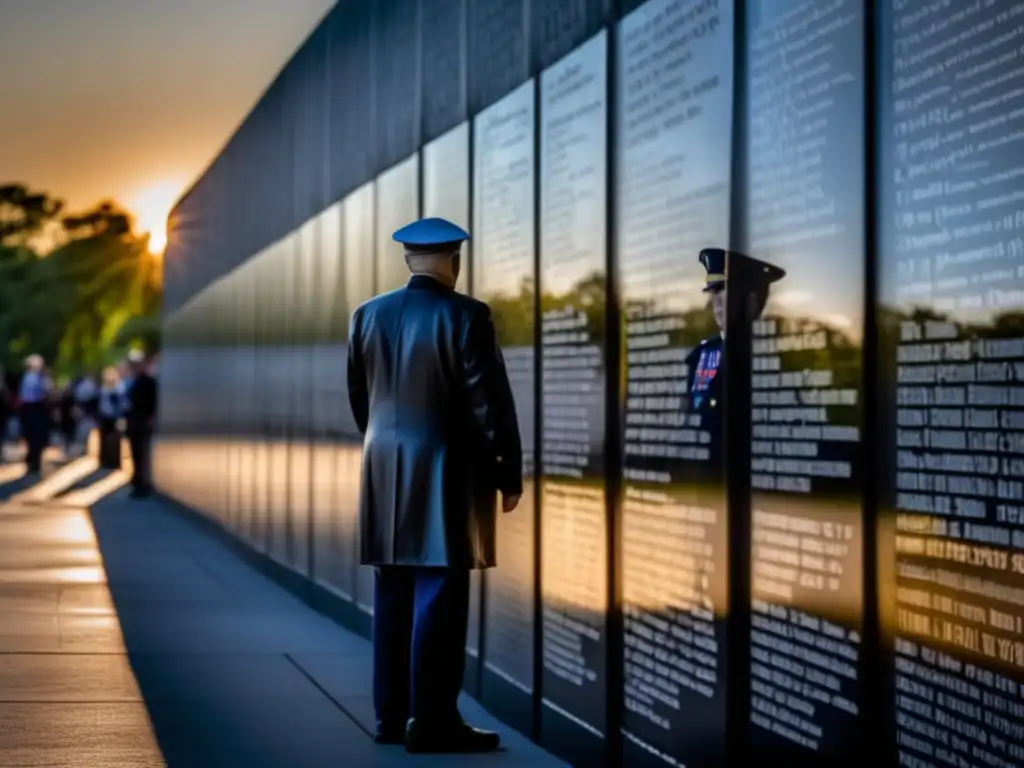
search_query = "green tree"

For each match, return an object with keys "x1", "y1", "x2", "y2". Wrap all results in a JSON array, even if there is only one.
[
  {"x1": 50, "y1": 202, "x2": 161, "y2": 372},
  {"x1": 0, "y1": 190, "x2": 162, "y2": 376},
  {"x1": 0, "y1": 184, "x2": 64, "y2": 247},
  {"x1": 0, "y1": 245, "x2": 75, "y2": 366},
  {"x1": 112, "y1": 313, "x2": 161, "y2": 355}
]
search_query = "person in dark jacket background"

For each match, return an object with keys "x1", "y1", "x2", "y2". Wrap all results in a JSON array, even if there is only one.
[
  {"x1": 18, "y1": 354, "x2": 53, "y2": 474},
  {"x1": 72, "y1": 373, "x2": 100, "y2": 456},
  {"x1": 57, "y1": 381, "x2": 78, "y2": 455},
  {"x1": 96, "y1": 367, "x2": 126, "y2": 469},
  {"x1": 124, "y1": 349, "x2": 157, "y2": 498},
  {"x1": 347, "y1": 217, "x2": 522, "y2": 754},
  {"x1": 0, "y1": 367, "x2": 10, "y2": 463}
]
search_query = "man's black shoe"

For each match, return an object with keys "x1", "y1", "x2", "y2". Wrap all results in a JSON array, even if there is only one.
[
  {"x1": 373, "y1": 716, "x2": 407, "y2": 745},
  {"x1": 373, "y1": 726, "x2": 405, "y2": 745},
  {"x1": 404, "y1": 719, "x2": 500, "y2": 754}
]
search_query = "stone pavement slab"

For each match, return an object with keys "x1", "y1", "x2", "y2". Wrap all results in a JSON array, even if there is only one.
[
  {"x1": 0, "y1": 482, "x2": 568, "y2": 767},
  {"x1": 0, "y1": 703, "x2": 165, "y2": 768}
]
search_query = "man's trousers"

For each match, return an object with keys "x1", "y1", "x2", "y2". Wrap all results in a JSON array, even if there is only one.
[
  {"x1": 20, "y1": 403, "x2": 49, "y2": 473},
  {"x1": 372, "y1": 566, "x2": 470, "y2": 728},
  {"x1": 126, "y1": 424, "x2": 152, "y2": 492}
]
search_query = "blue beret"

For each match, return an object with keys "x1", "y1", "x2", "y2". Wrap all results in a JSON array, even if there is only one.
[{"x1": 393, "y1": 217, "x2": 470, "y2": 253}]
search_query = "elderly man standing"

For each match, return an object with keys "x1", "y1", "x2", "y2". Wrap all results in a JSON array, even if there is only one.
[
  {"x1": 347, "y1": 217, "x2": 522, "y2": 754},
  {"x1": 18, "y1": 354, "x2": 52, "y2": 474}
]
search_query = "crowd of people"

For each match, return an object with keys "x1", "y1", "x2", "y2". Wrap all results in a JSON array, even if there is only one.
[{"x1": 0, "y1": 350, "x2": 158, "y2": 498}]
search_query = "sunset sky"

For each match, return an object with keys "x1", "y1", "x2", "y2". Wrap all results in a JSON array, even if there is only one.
[{"x1": 0, "y1": 0, "x2": 335, "y2": 251}]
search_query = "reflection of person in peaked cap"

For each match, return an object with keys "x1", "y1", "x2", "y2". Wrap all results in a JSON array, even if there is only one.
[{"x1": 687, "y1": 247, "x2": 785, "y2": 414}]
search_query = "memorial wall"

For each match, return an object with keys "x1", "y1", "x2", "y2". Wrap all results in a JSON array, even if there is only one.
[
  {"x1": 286, "y1": 217, "x2": 317, "y2": 577},
  {"x1": 473, "y1": 78, "x2": 538, "y2": 730},
  {"x1": 375, "y1": 154, "x2": 420, "y2": 295},
  {"x1": 267, "y1": 233, "x2": 296, "y2": 569},
  {"x1": 155, "y1": 0, "x2": 1024, "y2": 765},
  {"x1": 309, "y1": 201, "x2": 356, "y2": 601},
  {"x1": 879, "y1": 1, "x2": 1024, "y2": 766},
  {"x1": 745, "y1": 0, "x2": 865, "y2": 762},
  {"x1": 346, "y1": 181, "x2": 379, "y2": 616},
  {"x1": 423, "y1": 123, "x2": 471, "y2": 296},
  {"x1": 539, "y1": 30, "x2": 609, "y2": 760},
  {"x1": 617, "y1": 0, "x2": 734, "y2": 765}
]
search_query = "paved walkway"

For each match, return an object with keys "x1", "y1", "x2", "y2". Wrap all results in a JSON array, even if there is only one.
[{"x1": 0, "y1": 466, "x2": 566, "y2": 767}]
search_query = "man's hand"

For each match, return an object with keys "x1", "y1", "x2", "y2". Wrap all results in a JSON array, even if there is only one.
[{"x1": 502, "y1": 493, "x2": 521, "y2": 513}]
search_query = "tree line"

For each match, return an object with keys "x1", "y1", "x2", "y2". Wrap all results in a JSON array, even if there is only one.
[{"x1": 0, "y1": 183, "x2": 161, "y2": 380}]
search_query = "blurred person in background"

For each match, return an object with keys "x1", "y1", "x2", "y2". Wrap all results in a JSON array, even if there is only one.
[
  {"x1": 18, "y1": 355, "x2": 53, "y2": 474},
  {"x1": 118, "y1": 358, "x2": 133, "y2": 387},
  {"x1": 73, "y1": 373, "x2": 99, "y2": 456},
  {"x1": 125, "y1": 350, "x2": 157, "y2": 498},
  {"x1": 57, "y1": 381, "x2": 78, "y2": 456},
  {"x1": 96, "y1": 367, "x2": 125, "y2": 470},
  {"x1": 0, "y1": 367, "x2": 11, "y2": 463}
]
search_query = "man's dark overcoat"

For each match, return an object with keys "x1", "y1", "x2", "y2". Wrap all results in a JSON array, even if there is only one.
[{"x1": 347, "y1": 274, "x2": 523, "y2": 569}]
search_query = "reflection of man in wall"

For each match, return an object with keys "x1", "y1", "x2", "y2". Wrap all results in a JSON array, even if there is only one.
[
  {"x1": 347, "y1": 217, "x2": 522, "y2": 754},
  {"x1": 686, "y1": 248, "x2": 784, "y2": 459}
]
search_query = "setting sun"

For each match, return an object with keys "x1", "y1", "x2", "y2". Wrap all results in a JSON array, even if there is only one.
[{"x1": 129, "y1": 180, "x2": 182, "y2": 254}]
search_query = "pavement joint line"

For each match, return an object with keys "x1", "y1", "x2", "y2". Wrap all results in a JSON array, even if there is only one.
[
  {"x1": 0, "y1": 651, "x2": 311, "y2": 657},
  {"x1": 0, "y1": 651, "x2": 131, "y2": 656},
  {"x1": 0, "y1": 700, "x2": 145, "y2": 704},
  {"x1": 283, "y1": 652, "x2": 374, "y2": 740},
  {"x1": 19, "y1": 501, "x2": 90, "y2": 509}
]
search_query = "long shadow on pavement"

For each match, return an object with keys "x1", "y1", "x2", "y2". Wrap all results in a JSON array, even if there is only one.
[
  {"x1": 53, "y1": 468, "x2": 113, "y2": 497},
  {"x1": 0, "y1": 470, "x2": 36, "y2": 501},
  {"x1": 0, "y1": 445, "x2": 74, "y2": 501},
  {"x1": 86, "y1": 493, "x2": 565, "y2": 768},
  {"x1": 86, "y1": 493, "x2": 401, "y2": 768}
]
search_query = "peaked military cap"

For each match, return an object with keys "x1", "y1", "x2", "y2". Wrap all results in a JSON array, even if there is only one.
[
  {"x1": 699, "y1": 247, "x2": 785, "y2": 292},
  {"x1": 393, "y1": 217, "x2": 470, "y2": 255}
]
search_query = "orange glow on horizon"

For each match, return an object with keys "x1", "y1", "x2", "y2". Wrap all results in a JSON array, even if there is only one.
[{"x1": 128, "y1": 180, "x2": 183, "y2": 254}]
